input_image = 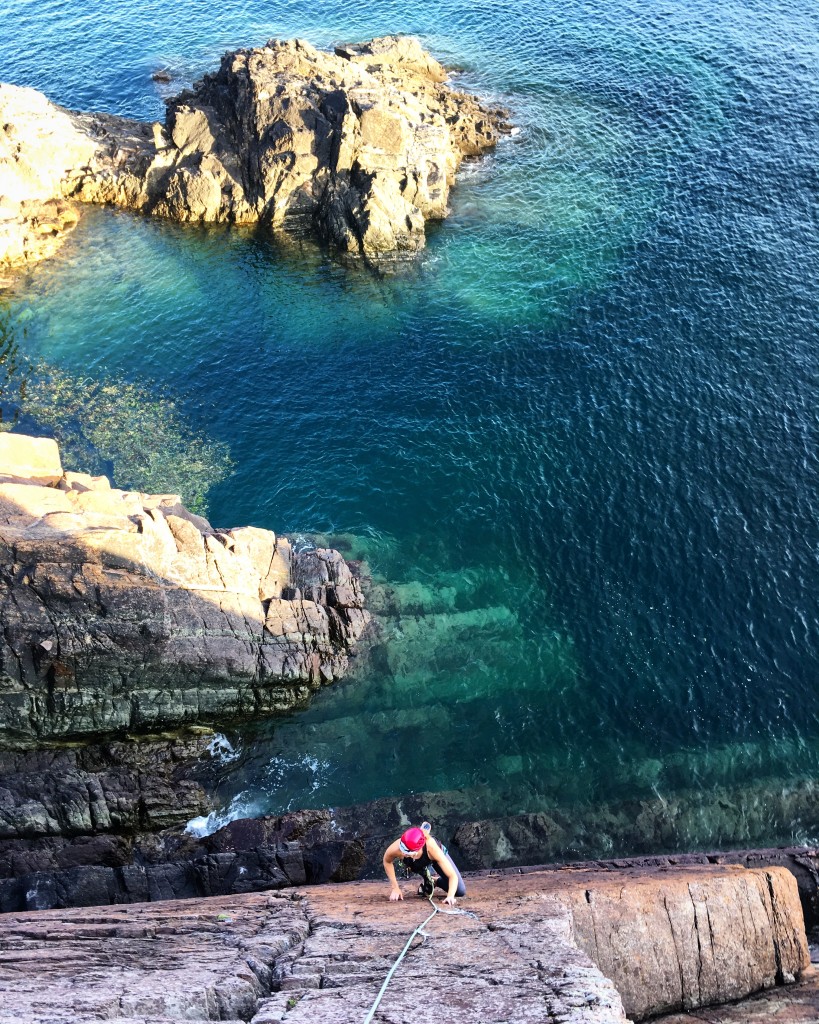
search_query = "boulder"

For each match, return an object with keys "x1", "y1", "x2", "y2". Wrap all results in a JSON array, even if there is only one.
[{"x1": 0, "y1": 433, "x2": 62, "y2": 485}]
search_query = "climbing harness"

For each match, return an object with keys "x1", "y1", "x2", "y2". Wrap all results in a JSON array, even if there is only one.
[
  {"x1": 416, "y1": 865, "x2": 435, "y2": 897},
  {"x1": 362, "y1": 894, "x2": 478, "y2": 1024}
]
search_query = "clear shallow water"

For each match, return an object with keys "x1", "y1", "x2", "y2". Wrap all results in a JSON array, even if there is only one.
[{"x1": 2, "y1": 0, "x2": 819, "y2": 854}]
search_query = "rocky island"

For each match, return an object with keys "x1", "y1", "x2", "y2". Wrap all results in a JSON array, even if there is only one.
[{"x1": 0, "y1": 35, "x2": 509, "y2": 275}]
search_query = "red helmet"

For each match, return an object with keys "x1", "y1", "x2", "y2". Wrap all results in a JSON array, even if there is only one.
[{"x1": 398, "y1": 827, "x2": 426, "y2": 854}]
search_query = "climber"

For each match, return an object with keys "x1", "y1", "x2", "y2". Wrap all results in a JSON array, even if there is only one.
[{"x1": 382, "y1": 822, "x2": 466, "y2": 906}]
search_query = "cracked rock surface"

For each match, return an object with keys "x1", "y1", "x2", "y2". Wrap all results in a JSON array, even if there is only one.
[
  {"x1": 0, "y1": 35, "x2": 509, "y2": 274},
  {"x1": 0, "y1": 433, "x2": 370, "y2": 745},
  {"x1": 0, "y1": 864, "x2": 809, "y2": 1024}
]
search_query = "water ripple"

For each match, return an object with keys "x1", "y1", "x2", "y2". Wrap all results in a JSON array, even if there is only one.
[{"x1": 2, "y1": 0, "x2": 819, "y2": 854}]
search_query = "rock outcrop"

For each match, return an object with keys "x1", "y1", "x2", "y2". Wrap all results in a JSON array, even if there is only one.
[
  {"x1": 0, "y1": 35, "x2": 509, "y2": 275},
  {"x1": 0, "y1": 805, "x2": 326, "y2": 914},
  {"x1": 561, "y1": 866, "x2": 808, "y2": 1018},
  {"x1": 0, "y1": 432, "x2": 370, "y2": 744},
  {"x1": 0, "y1": 729, "x2": 227, "y2": 912},
  {"x1": 0, "y1": 85, "x2": 95, "y2": 275},
  {"x1": 0, "y1": 864, "x2": 810, "y2": 1024},
  {"x1": 0, "y1": 732, "x2": 213, "y2": 842}
]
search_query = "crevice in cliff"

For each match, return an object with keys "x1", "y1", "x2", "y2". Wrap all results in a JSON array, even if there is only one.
[
  {"x1": 585, "y1": 894, "x2": 602, "y2": 966},
  {"x1": 766, "y1": 870, "x2": 787, "y2": 985},
  {"x1": 703, "y1": 898, "x2": 719, "y2": 1002},
  {"x1": 3, "y1": 588, "x2": 27, "y2": 683},
  {"x1": 663, "y1": 893, "x2": 687, "y2": 1005},
  {"x1": 688, "y1": 883, "x2": 705, "y2": 1006}
]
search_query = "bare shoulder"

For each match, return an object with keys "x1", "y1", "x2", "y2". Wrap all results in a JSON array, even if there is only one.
[{"x1": 425, "y1": 835, "x2": 445, "y2": 856}]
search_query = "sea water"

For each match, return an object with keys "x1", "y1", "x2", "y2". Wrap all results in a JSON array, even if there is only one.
[{"x1": 2, "y1": 0, "x2": 819, "y2": 855}]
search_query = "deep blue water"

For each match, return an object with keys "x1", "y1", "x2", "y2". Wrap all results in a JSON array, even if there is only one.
[{"x1": 2, "y1": 0, "x2": 819, "y2": 851}]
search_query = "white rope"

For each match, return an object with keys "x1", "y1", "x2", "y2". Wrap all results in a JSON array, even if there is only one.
[
  {"x1": 362, "y1": 884, "x2": 480, "y2": 1024},
  {"x1": 362, "y1": 897, "x2": 440, "y2": 1024}
]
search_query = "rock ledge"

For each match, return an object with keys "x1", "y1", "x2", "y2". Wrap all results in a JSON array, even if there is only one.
[
  {"x1": 0, "y1": 863, "x2": 810, "y2": 1024},
  {"x1": 0, "y1": 432, "x2": 370, "y2": 744}
]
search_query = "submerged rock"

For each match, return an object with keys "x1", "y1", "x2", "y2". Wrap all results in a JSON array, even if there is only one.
[
  {"x1": 0, "y1": 433, "x2": 370, "y2": 744},
  {"x1": 0, "y1": 35, "x2": 510, "y2": 274}
]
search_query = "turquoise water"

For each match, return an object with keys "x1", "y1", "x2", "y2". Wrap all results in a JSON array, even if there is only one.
[{"x1": 2, "y1": 0, "x2": 819, "y2": 853}]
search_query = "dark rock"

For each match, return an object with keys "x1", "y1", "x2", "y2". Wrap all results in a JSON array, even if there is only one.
[{"x1": 0, "y1": 730, "x2": 214, "y2": 848}]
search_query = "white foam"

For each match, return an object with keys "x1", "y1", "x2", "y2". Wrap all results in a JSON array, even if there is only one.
[
  {"x1": 185, "y1": 790, "x2": 257, "y2": 837},
  {"x1": 206, "y1": 732, "x2": 241, "y2": 764}
]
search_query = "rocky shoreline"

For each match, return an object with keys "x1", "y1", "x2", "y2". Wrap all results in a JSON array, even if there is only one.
[
  {"x1": 0, "y1": 431, "x2": 374, "y2": 910},
  {"x1": 2, "y1": 430, "x2": 819, "y2": 1024},
  {"x1": 2, "y1": 42, "x2": 815, "y2": 1024},
  {"x1": 0, "y1": 35, "x2": 510, "y2": 276},
  {"x1": 0, "y1": 432, "x2": 370, "y2": 747}
]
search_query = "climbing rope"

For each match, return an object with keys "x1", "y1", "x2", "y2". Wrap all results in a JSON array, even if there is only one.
[
  {"x1": 362, "y1": 896, "x2": 439, "y2": 1024},
  {"x1": 362, "y1": 895, "x2": 475, "y2": 1024}
]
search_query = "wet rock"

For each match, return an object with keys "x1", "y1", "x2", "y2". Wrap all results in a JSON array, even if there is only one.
[
  {"x1": 446, "y1": 785, "x2": 819, "y2": 886},
  {"x1": 0, "y1": 805, "x2": 370, "y2": 912},
  {"x1": 0, "y1": 732, "x2": 213, "y2": 843},
  {"x1": 0, "y1": 433, "x2": 370, "y2": 744},
  {"x1": 0, "y1": 35, "x2": 510, "y2": 274},
  {"x1": 0, "y1": 729, "x2": 219, "y2": 911},
  {"x1": 201, "y1": 809, "x2": 366, "y2": 886}
]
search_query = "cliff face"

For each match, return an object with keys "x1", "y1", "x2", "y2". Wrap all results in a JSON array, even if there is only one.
[
  {"x1": 0, "y1": 864, "x2": 810, "y2": 1024},
  {"x1": 0, "y1": 433, "x2": 370, "y2": 745},
  {"x1": 0, "y1": 35, "x2": 509, "y2": 276}
]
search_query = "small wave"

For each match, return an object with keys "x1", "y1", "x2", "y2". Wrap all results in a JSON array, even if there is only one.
[
  {"x1": 185, "y1": 790, "x2": 257, "y2": 837},
  {"x1": 206, "y1": 732, "x2": 241, "y2": 764}
]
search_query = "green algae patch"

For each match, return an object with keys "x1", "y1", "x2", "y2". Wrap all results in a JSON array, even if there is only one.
[{"x1": 3, "y1": 361, "x2": 233, "y2": 515}]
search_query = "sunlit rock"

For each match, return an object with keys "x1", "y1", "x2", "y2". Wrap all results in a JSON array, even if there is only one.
[
  {"x1": 0, "y1": 863, "x2": 810, "y2": 1023},
  {"x1": 0, "y1": 84, "x2": 97, "y2": 274},
  {"x1": 0, "y1": 36, "x2": 510, "y2": 274}
]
